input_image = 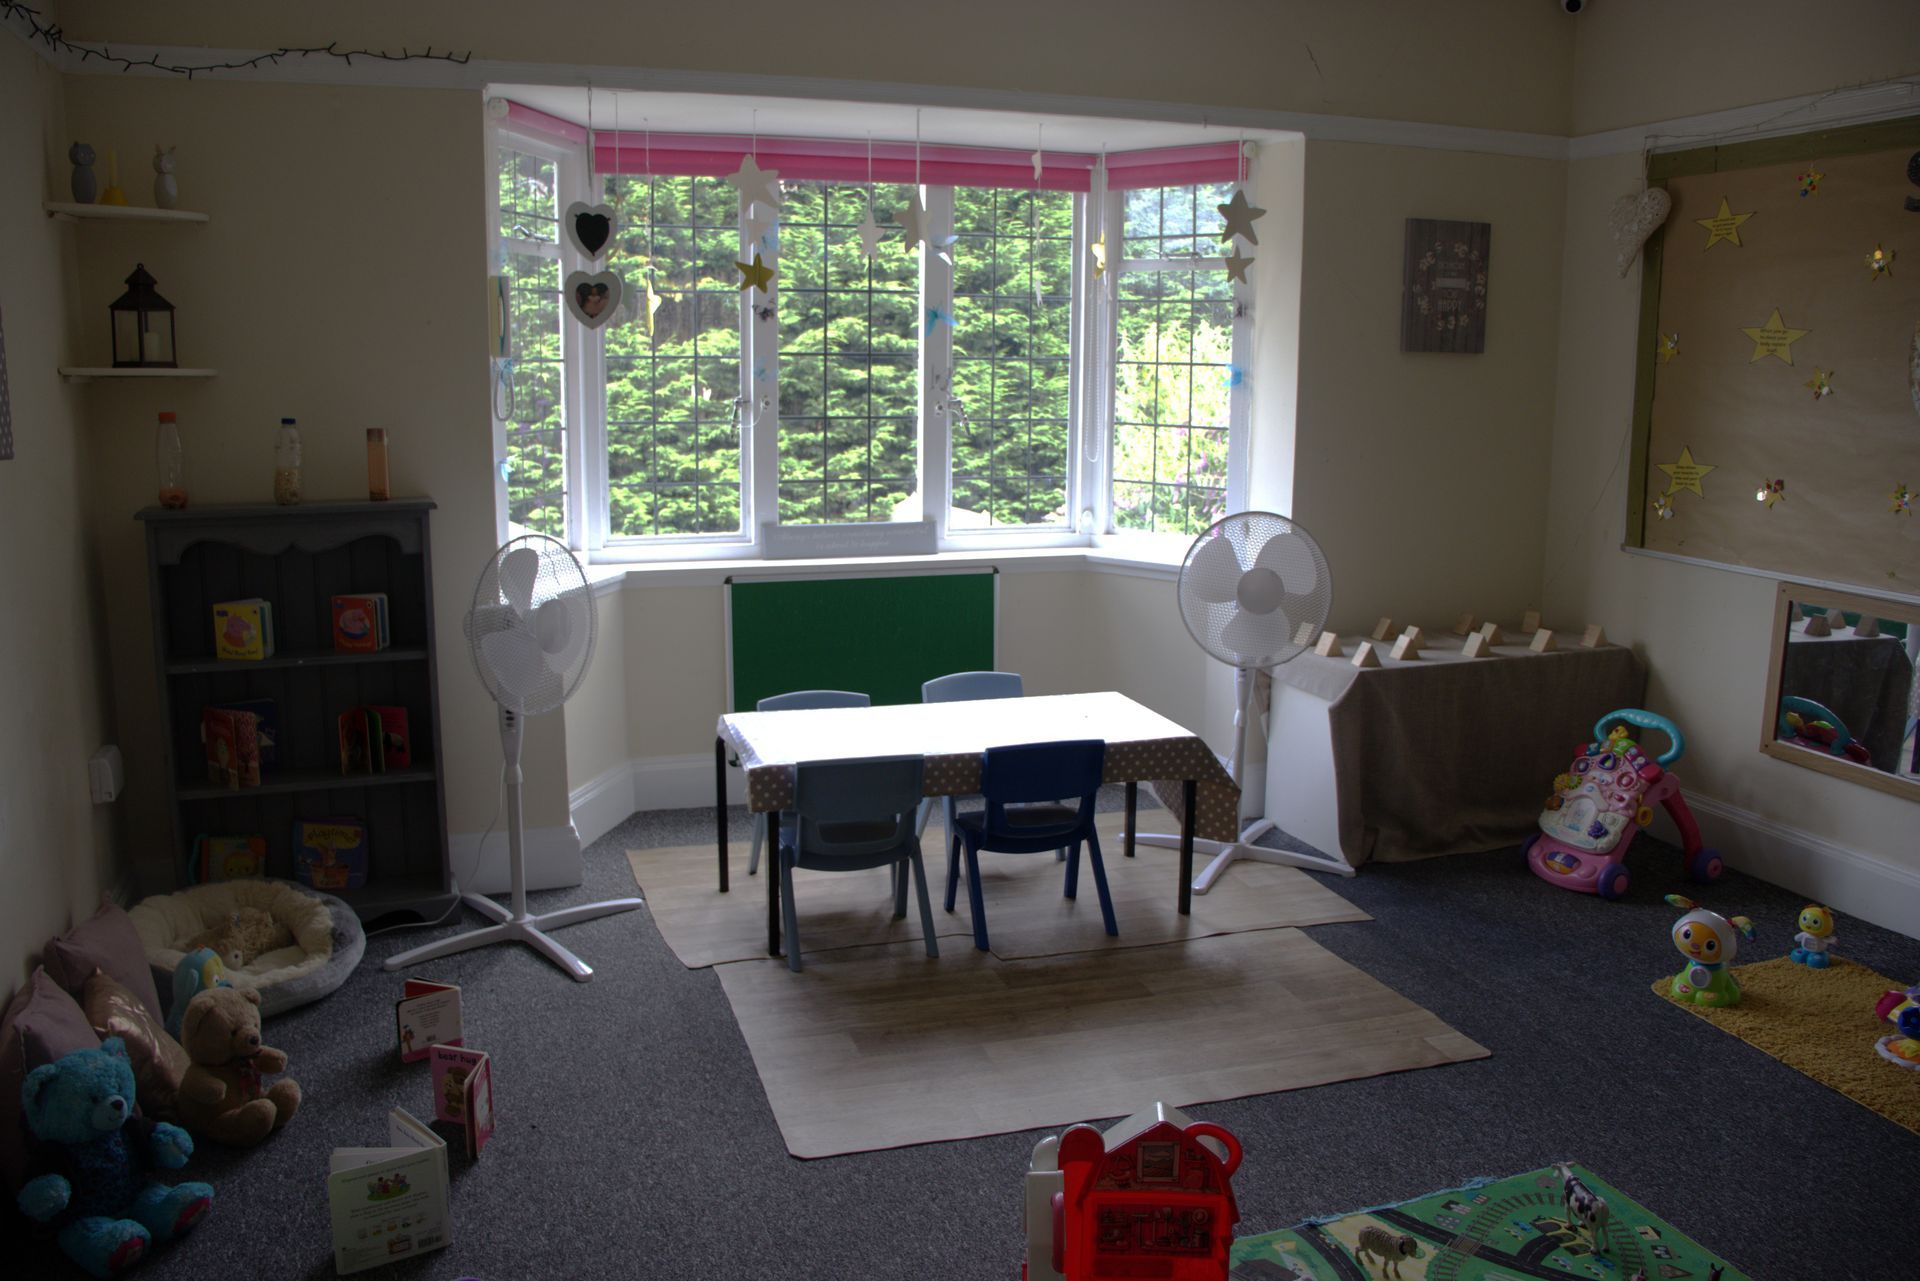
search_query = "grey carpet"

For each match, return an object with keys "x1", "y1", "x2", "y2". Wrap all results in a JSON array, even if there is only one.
[{"x1": 25, "y1": 799, "x2": 1919, "y2": 1280}]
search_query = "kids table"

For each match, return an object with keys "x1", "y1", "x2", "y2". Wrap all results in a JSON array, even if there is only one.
[{"x1": 715, "y1": 691, "x2": 1240, "y2": 957}]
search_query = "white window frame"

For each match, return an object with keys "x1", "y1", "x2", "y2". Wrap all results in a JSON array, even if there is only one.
[{"x1": 485, "y1": 116, "x2": 1254, "y2": 563}]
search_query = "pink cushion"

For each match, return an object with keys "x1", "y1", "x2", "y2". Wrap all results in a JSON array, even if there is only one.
[
  {"x1": 0, "y1": 968, "x2": 101, "y2": 1192},
  {"x1": 42, "y1": 901, "x2": 164, "y2": 1025}
]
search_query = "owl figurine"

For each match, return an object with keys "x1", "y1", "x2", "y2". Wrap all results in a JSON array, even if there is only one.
[{"x1": 1665, "y1": 895, "x2": 1755, "y2": 1008}]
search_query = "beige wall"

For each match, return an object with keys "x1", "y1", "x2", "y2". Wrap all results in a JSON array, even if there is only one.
[
  {"x1": 59, "y1": 0, "x2": 1577, "y2": 134},
  {"x1": 1570, "y1": 0, "x2": 1920, "y2": 135},
  {"x1": 0, "y1": 37, "x2": 120, "y2": 978},
  {"x1": 55, "y1": 76, "x2": 562, "y2": 895},
  {"x1": 1293, "y1": 141, "x2": 1567, "y2": 634}
]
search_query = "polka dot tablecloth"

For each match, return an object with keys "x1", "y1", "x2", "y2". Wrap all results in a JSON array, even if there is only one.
[{"x1": 719, "y1": 692, "x2": 1241, "y2": 843}]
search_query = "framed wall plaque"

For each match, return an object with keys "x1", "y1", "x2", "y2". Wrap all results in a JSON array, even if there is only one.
[{"x1": 1401, "y1": 218, "x2": 1491, "y2": 353}]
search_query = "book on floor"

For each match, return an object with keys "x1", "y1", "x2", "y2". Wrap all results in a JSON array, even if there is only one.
[
  {"x1": 326, "y1": 1108, "x2": 450, "y2": 1275},
  {"x1": 429, "y1": 1044, "x2": 494, "y2": 1160},
  {"x1": 395, "y1": 978, "x2": 462, "y2": 1063}
]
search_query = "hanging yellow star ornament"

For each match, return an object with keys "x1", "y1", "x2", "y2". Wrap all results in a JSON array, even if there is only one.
[
  {"x1": 1088, "y1": 233, "x2": 1108, "y2": 280},
  {"x1": 1658, "y1": 445, "x2": 1715, "y2": 498},
  {"x1": 1741, "y1": 308, "x2": 1810, "y2": 364},
  {"x1": 1223, "y1": 244, "x2": 1253, "y2": 284},
  {"x1": 1217, "y1": 188, "x2": 1267, "y2": 245},
  {"x1": 1805, "y1": 368, "x2": 1833, "y2": 400},
  {"x1": 1866, "y1": 243, "x2": 1896, "y2": 281},
  {"x1": 735, "y1": 252, "x2": 775, "y2": 294},
  {"x1": 1657, "y1": 332, "x2": 1680, "y2": 364},
  {"x1": 1695, "y1": 196, "x2": 1754, "y2": 249}
]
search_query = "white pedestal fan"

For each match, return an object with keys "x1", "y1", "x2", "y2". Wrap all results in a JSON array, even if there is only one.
[
  {"x1": 384, "y1": 534, "x2": 643, "y2": 981},
  {"x1": 1134, "y1": 511, "x2": 1354, "y2": 890}
]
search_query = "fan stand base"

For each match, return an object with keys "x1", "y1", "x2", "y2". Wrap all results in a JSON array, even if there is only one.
[
  {"x1": 1133, "y1": 819, "x2": 1357, "y2": 892},
  {"x1": 381, "y1": 892, "x2": 645, "y2": 981}
]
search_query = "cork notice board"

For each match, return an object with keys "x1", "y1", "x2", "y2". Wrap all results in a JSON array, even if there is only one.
[{"x1": 1630, "y1": 118, "x2": 1920, "y2": 592}]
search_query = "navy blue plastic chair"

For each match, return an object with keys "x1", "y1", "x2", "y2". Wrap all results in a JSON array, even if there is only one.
[
  {"x1": 748, "y1": 690, "x2": 871, "y2": 876},
  {"x1": 916, "y1": 671, "x2": 1069, "y2": 862},
  {"x1": 779, "y1": 755, "x2": 937, "y2": 974},
  {"x1": 946, "y1": 740, "x2": 1115, "y2": 952}
]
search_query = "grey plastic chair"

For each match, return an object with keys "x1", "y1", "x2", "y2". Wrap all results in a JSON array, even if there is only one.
[
  {"x1": 778, "y1": 755, "x2": 937, "y2": 973},
  {"x1": 917, "y1": 672, "x2": 1070, "y2": 861},
  {"x1": 748, "y1": 690, "x2": 871, "y2": 876}
]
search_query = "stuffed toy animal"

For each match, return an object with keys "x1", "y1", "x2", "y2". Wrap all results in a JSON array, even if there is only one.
[
  {"x1": 173, "y1": 985, "x2": 300, "y2": 1146},
  {"x1": 164, "y1": 948, "x2": 230, "y2": 1042},
  {"x1": 16, "y1": 1037, "x2": 213, "y2": 1278},
  {"x1": 183, "y1": 907, "x2": 292, "y2": 969}
]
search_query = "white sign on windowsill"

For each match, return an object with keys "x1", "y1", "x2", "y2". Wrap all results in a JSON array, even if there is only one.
[{"x1": 760, "y1": 518, "x2": 938, "y2": 560}]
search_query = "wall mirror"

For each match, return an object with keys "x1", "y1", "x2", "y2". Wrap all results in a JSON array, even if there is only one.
[{"x1": 1763, "y1": 582, "x2": 1920, "y2": 801}]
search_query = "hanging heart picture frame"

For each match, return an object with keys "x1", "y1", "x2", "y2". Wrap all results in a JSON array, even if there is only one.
[
  {"x1": 564, "y1": 201, "x2": 616, "y2": 260},
  {"x1": 563, "y1": 269, "x2": 624, "y2": 331}
]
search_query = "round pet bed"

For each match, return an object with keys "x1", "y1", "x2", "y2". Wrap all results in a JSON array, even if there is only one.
[{"x1": 129, "y1": 879, "x2": 365, "y2": 1020}]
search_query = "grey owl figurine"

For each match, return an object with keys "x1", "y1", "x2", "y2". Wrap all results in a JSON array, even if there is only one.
[{"x1": 69, "y1": 142, "x2": 97, "y2": 204}]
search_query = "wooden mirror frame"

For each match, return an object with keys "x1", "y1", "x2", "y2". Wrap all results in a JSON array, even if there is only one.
[{"x1": 1762, "y1": 580, "x2": 1920, "y2": 803}]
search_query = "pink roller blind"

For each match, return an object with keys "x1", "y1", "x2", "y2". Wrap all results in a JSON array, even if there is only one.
[{"x1": 499, "y1": 103, "x2": 1246, "y2": 193}]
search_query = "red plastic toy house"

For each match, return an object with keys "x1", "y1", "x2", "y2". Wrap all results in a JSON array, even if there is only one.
[{"x1": 1024, "y1": 1103, "x2": 1243, "y2": 1281}]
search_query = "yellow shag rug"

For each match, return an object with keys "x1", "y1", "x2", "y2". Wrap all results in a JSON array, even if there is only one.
[{"x1": 1652, "y1": 955, "x2": 1919, "y2": 1135}]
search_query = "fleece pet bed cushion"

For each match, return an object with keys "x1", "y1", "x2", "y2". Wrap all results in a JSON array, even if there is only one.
[
  {"x1": 1, "y1": 968, "x2": 101, "y2": 1193},
  {"x1": 129, "y1": 879, "x2": 364, "y2": 1020},
  {"x1": 42, "y1": 901, "x2": 166, "y2": 1025}
]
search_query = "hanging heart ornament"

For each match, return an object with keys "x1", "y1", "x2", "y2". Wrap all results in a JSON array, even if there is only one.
[
  {"x1": 1609, "y1": 187, "x2": 1672, "y2": 278},
  {"x1": 563, "y1": 269, "x2": 623, "y2": 330},
  {"x1": 564, "y1": 201, "x2": 615, "y2": 260}
]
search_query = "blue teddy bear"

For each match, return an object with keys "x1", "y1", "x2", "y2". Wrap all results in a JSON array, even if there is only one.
[{"x1": 17, "y1": 1037, "x2": 214, "y2": 1278}]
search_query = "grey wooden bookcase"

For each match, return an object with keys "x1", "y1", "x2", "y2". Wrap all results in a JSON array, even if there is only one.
[{"x1": 137, "y1": 500, "x2": 455, "y2": 922}]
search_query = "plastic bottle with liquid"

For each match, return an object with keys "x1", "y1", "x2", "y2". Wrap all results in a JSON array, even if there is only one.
[
  {"x1": 155, "y1": 411, "x2": 188, "y2": 508},
  {"x1": 273, "y1": 417, "x2": 302, "y2": 505}
]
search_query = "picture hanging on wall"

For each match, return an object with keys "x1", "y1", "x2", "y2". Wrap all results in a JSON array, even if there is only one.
[
  {"x1": 1401, "y1": 218, "x2": 1491, "y2": 353},
  {"x1": 0, "y1": 300, "x2": 13, "y2": 461}
]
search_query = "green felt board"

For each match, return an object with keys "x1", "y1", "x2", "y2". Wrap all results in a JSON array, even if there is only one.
[
  {"x1": 727, "y1": 572, "x2": 995, "y2": 711},
  {"x1": 1229, "y1": 1163, "x2": 1745, "y2": 1280}
]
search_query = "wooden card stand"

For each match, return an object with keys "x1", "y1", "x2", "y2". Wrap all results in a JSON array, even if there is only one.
[
  {"x1": 1529, "y1": 628, "x2": 1557, "y2": 653},
  {"x1": 1478, "y1": 622, "x2": 1505, "y2": 646},
  {"x1": 1854, "y1": 616, "x2": 1881, "y2": 638},
  {"x1": 1390, "y1": 628, "x2": 1425, "y2": 661},
  {"x1": 1521, "y1": 609, "x2": 1543, "y2": 635},
  {"x1": 1802, "y1": 614, "x2": 1832, "y2": 637},
  {"x1": 1461, "y1": 631, "x2": 1493, "y2": 658},
  {"x1": 1294, "y1": 620, "x2": 1318, "y2": 646},
  {"x1": 1788, "y1": 601, "x2": 1804, "y2": 622},
  {"x1": 1452, "y1": 612, "x2": 1477, "y2": 636},
  {"x1": 1351, "y1": 640, "x2": 1382, "y2": 669},
  {"x1": 1580, "y1": 624, "x2": 1606, "y2": 648},
  {"x1": 1370, "y1": 617, "x2": 1396, "y2": 642},
  {"x1": 1314, "y1": 630, "x2": 1342, "y2": 657}
]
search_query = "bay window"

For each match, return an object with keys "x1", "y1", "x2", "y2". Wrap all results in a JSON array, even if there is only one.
[{"x1": 490, "y1": 108, "x2": 1252, "y2": 558}]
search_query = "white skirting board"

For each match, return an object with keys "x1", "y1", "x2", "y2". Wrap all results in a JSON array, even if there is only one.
[
  {"x1": 1649, "y1": 793, "x2": 1920, "y2": 940},
  {"x1": 447, "y1": 823, "x2": 583, "y2": 895},
  {"x1": 569, "y1": 755, "x2": 743, "y2": 849}
]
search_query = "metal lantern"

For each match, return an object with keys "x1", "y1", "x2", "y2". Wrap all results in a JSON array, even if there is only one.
[{"x1": 110, "y1": 263, "x2": 176, "y2": 368}]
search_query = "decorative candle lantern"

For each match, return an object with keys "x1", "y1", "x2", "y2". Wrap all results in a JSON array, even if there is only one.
[{"x1": 110, "y1": 263, "x2": 177, "y2": 368}]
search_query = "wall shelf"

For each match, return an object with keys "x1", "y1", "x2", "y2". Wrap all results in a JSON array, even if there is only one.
[
  {"x1": 45, "y1": 202, "x2": 210, "y2": 224},
  {"x1": 60, "y1": 367, "x2": 218, "y2": 383},
  {"x1": 176, "y1": 765, "x2": 439, "y2": 803},
  {"x1": 166, "y1": 647, "x2": 430, "y2": 676}
]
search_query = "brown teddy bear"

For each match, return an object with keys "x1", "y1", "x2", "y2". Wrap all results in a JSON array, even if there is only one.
[
  {"x1": 184, "y1": 906, "x2": 294, "y2": 968},
  {"x1": 174, "y1": 985, "x2": 301, "y2": 1146}
]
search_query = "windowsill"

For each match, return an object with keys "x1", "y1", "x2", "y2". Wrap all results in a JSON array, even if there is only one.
[{"x1": 583, "y1": 535, "x2": 1189, "y2": 594}]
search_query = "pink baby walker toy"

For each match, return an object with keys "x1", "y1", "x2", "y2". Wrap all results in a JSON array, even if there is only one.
[{"x1": 1523, "y1": 708, "x2": 1722, "y2": 901}]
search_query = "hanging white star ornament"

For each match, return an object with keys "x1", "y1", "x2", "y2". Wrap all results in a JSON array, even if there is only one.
[
  {"x1": 1030, "y1": 148, "x2": 1043, "y2": 182},
  {"x1": 895, "y1": 193, "x2": 928, "y2": 251},
  {"x1": 855, "y1": 207, "x2": 887, "y2": 258},
  {"x1": 1217, "y1": 188, "x2": 1266, "y2": 245},
  {"x1": 932, "y1": 233, "x2": 959, "y2": 266},
  {"x1": 724, "y1": 154, "x2": 782, "y2": 209},
  {"x1": 745, "y1": 207, "x2": 777, "y2": 250},
  {"x1": 1223, "y1": 244, "x2": 1254, "y2": 283}
]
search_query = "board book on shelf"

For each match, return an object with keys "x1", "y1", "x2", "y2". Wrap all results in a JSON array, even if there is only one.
[
  {"x1": 395, "y1": 978, "x2": 461, "y2": 1063},
  {"x1": 339, "y1": 705, "x2": 413, "y2": 774},
  {"x1": 200, "y1": 707, "x2": 261, "y2": 789},
  {"x1": 331, "y1": 593, "x2": 391, "y2": 653},
  {"x1": 326, "y1": 1108, "x2": 450, "y2": 1275},
  {"x1": 293, "y1": 817, "x2": 368, "y2": 890},
  {"x1": 215, "y1": 698, "x2": 277, "y2": 768},
  {"x1": 212, "y1": 598, "x2": 274, "y2": 661},
  {"x1": 429, "y1": 1044, "x2": 494, "y2": 1160},
  {"x1": 190, "y1": 834, "x2": 266, "y2": 882}
]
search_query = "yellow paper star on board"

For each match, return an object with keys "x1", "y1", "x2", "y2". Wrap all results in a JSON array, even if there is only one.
[
  {"x1": 1695, "y1": 196, "x2": 1754, "y2": 249},
  {"x1": 1866, "y1": 243, "x2": 1896, "y2": 280},
  {"x1": 1657, "y1": 332, "x2": 1680, "y2": 364},
  {"x1": 735, "y1": 252, "x2": 775, "y2": 294},
  {"x1": 1089, "y1": 233, "x2": 1108, "y2": 279},
  {"x1": 1657, "y1": 445, "x2": 1715, "y2": 498},
  {"x1": 1741, "y1": 308, "x2": 1810, "y2": 364},
  {"x1": 1805, "y1": 367, "x2": 1833, "y2": 399}
]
